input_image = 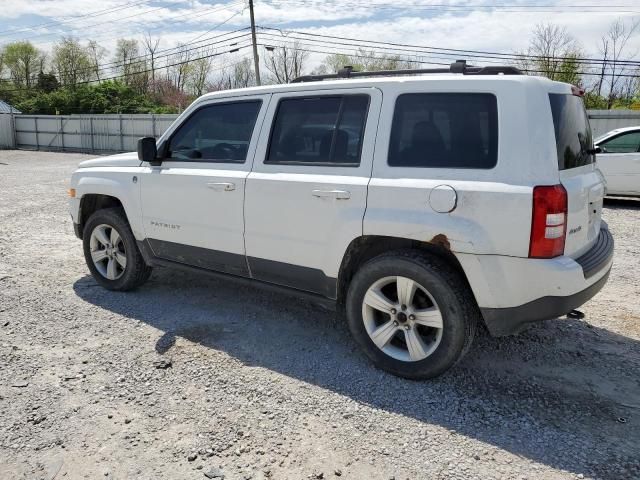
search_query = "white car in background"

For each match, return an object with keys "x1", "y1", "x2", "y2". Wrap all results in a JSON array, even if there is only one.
[{"x1": 595, "y1": 126, "x2": 640, "y2": 196}]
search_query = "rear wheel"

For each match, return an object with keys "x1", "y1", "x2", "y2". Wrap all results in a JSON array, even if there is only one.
[
  {"x1": 82, "y1": 208, "x2": 152, "y2": 291},
  {"x1": 346, "y1": 250, "x2": 478, "y2": 379}
]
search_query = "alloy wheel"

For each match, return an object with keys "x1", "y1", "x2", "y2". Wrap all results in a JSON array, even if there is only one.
[
  {"x1": 361, "y1": 276, "x2": 444, "y2": 362},
  {"x1": 89, "y1": 224, "x2": 127, "y2": 280}
]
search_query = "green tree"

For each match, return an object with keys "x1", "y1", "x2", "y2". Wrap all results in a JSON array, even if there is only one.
[
  {"x1": 87, "y1": 40, "x2": 107, "y2": 81},
  {"x1": 211, "y1": 57, "x2": 255, "y2": 90},
  {"x1": 597, "y1": 18, "x2": 640, "y2": 109},
  {"x1": 264, "y1": 42, "x2": 308, "y2": 83},
  {"x1": 319, "y1": 48, "x2": 415, "y2": 73},
  {"x1": 515, "y1": 23, "x2": 584, "y2": 85},
  {"x1": 36, "y1": 71, "x2": 60, "y2": 93},
  {"x1": 1, "y1": 41, "x2": 44, "y2": 88},
  {"x1": 13, "y1": 80, "x2": 161, "y2": 114},
  {"x1": 52, "y1": 37, "x2": 92, "y2": 88},
  {"x1": 112, "y1": 39, "x2": 148, "y2": 92}
]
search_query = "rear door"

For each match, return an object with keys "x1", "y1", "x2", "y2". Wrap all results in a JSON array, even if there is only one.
[
  {"x1": 596, "y1": 129, "x2": 640, "y2": 195},
  {"x1": 549, "y1": 93, "x2": 605, "y2": 257},
  {"x1": 244, "y1": 88, "x2": 382, "y2": 297}
]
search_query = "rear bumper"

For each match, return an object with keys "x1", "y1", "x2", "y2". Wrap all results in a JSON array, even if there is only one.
[
  {"x1": 459, "y1": 226, "x2": 614, "y2": 336},
  {"x1": 481, "y1": 266, "x2": 610, "y2": 336},
  {"x1": 574, "y1": 225, "x2": 614, "y2": 278}
]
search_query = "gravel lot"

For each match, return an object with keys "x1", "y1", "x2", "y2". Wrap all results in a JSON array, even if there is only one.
[{"x1": 1, "y1": 150, "x2": 639, "y2": 480}]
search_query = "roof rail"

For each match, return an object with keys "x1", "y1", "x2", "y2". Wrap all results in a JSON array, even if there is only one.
[{"x1": 291, "y1": 60, "x2": 523, "y2": 83}]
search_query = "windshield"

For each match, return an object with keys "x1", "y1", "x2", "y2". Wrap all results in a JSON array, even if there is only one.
[{"x1": 549, "y1": 93, "x2": 594, "y2": 170}]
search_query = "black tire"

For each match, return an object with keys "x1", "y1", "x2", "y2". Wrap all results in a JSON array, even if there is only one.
[
  {"x1": 82, "y1": 207, "x2": 152, "y2": 291},
  {"x1": 345, "y1": 250, "x2": 478, "y2": 379}
]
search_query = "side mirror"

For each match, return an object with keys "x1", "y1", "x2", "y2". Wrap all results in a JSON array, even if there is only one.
[
  {"x1": 137, "y1": 137, "x2": 161, "y2": 166},
  {"x1": 587, "y1": 146, "x2": 602, "y2": 155}
]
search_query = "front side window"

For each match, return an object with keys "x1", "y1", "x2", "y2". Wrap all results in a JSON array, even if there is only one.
[
  {"x1": 599, "y1": 131, "x2": 640, "y2": 154},
  {"x1": 266, "y1": 95, "x2": 369, "y2": 166},
  {"x1": 388, "y1": 93, "x2": 498, "y2": 168},
  {"x1": 167, "y1": 100, "x2": 262, "y2": 163}
]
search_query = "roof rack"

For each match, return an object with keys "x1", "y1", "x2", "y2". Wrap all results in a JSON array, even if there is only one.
[{"x1": 291, "y1": 60, "x2": 523, "y2": 83}]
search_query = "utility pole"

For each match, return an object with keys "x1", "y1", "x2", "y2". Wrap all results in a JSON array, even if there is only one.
[{"x1": 249, "y1": 0, "x2": 261, "y2": 86}]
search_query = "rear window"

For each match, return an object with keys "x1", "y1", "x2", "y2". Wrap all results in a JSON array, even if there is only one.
[
  {"x1": 266, "y1": 95, "x2": 369, "y2": 166},
  {"x1": 549, "y1": 94, "x2": 594, "y2": 170},
  {"x1": 388, "y1": 93, "x2": 498, "y2": 169}
]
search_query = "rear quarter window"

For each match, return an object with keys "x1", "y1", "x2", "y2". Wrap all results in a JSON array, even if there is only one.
[
  {"x1": 549, "y1": 93, "x2": 594, "y2": 170},
  {"x1": 388, "y1": 93, "x2": 498, "y2": 169}
]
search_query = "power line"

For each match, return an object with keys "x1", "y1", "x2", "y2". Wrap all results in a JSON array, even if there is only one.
[
  {"x1": 0, "y1": 29, "x2": 254, "y2": 92},
  {"x1": 7, "y1": 55, "x2": 255, "y2": 113},
  {"x1": 73, "y1": 1, "x2": 246, "y2": 47},
  {"x1": 258, "y1": 31, "x2": 516, "y2": 68},
  {"x1": 256, "y1": 38, "x2": 640, "y2": 78},
  {"x1": 0, "y1": 42, "x2": 254, "y2": 94},
  {"x1": 184, "y1": 8, "x2": 246, "y2": 44},
  {"x1": 5, "y1": 1, "x2": 245, "y2": 44},
  {"x1": 0, "y1": 0, "x2": 152, "y2": 38},
  {"x1": 259, "y1": 30, "x2": 617, "y2": 73},
  {"x1": 258, "y1": 26, "x2": 640, "y2": 67},
  {"x1": 49, "y1": 32, "x2": 252, "y2": 86},
  {"x1": 268, "y1": 0, "x2": 640, "y2": 14},
  {"x1": 95, "y1": 29, "x2": 251, "y2": 73}
]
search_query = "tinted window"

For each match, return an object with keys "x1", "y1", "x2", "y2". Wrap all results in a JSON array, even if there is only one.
[
  {"x1": 167, "y1": 101, "x2": 261, "y2": 163},
  {"x1": 549, "y1": 94, "x2": 594, "y2": 170},
  {"x1": 599, "y1": 131, "x2": 640, "y2": 153},
  {"x1": 388, "y1": 93, "x2": 498, "y2": 168},
  {"x1": 266, "y1": 95, "x2": 369, "y2": 166}
]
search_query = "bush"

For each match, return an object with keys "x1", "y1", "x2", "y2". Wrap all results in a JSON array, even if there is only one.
[{"x1": 9, "y1": 80, "x2": 168, "y2": 114}]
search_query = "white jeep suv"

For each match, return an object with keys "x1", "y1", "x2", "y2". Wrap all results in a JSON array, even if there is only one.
[{"x1": 69, "y1": 62, "x2": 614, "y2": 379}]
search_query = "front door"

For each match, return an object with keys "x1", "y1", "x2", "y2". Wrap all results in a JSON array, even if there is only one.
[
  {"x1": 140, "y1": 95, "x2": 270, "y2": 276},
  {"x1": 244, "y1": 88, "x2": 382, "y2": 297},
  {"x1": 597, "y1": 130, "x2": 640, "y2": 195}
]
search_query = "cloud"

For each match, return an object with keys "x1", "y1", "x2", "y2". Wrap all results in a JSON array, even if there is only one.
[{"x1": 0, "y1": 0, "x2": 638, "y2": 74}]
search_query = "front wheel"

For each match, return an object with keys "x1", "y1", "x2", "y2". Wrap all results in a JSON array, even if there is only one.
[
  {"x1": 82, "y1": 208, "x2": 152, "y2": 291},
  {"x1": 345, "y1": 251, "x2": 478, "y2": 379}
]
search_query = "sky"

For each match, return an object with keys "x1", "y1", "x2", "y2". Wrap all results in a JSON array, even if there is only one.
[{"x1": 0, "y1": 0, "x2": 639, "y2": 74}]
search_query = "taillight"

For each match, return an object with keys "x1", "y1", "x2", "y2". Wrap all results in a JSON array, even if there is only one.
[{"x1": 529, "y1": 185, "x2": 567, "y2": 258}]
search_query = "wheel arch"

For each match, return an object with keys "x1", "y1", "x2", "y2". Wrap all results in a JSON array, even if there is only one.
[
  {"x1": 73, "y1": 173, "x2": 143, "y2": 240},
  {"x1": 336, "y1": 235, "x2": 475, "y2": 306},
  {"x1": 77, "y1": 194, "x2": 128, "y2": 239}
]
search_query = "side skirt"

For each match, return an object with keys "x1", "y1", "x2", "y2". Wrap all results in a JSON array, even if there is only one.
[{"x1": 136, "y1": 240, "x2": 337, "y2": 311}]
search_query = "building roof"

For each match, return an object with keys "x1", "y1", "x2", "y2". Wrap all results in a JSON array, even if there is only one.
[{"x1": 0, "y1": 100, "x2": 21, "y2": 114}]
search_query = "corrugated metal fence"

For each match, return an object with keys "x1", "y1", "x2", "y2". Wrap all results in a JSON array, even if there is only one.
[
  {"x1": 0, "y1": 114, "x2": 178, "y2": 152},
  {"x1": 587, "y1": 110, "x2": 640, "y2": 138},
  {"x1": 0, "y1": 114, "x2": 15, "y2": 148},
  {"x1": 1, "y1": 110, "x2": 639, "y2": 153}
]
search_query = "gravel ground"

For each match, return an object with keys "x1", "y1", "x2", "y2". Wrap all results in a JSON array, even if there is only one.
[{"x1": 1, "y1": 150, "x2": 639, "y2": 480}]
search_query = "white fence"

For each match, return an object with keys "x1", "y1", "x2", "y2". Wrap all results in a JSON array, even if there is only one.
[
  {"x1": 587, "y1": 110, "x2": 640, "y2": 138},
  {"x1": 1, "y1": 114, "x2": 178, "y2": 152},
  {"x1": 0, "y1": 114, "x2": 15, "y2": 148},
  {"x1": 1, "y1": 110, "x2": 639, "y2": 153}
]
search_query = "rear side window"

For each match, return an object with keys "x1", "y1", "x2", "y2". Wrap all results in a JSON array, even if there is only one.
[
  {"x1": 549, "y1": 94, "x2": 594, "y2": 170},
  {"x1": 167, "y1": 100, "x2": 261, "y2": 163},
  {"x1": 599, "y1": 131, "x2": 640, "y2": 153},
  {"x1": 266, "y1": 95, "x2": 369, "y2": 166},
  {"x1": 388, "y1": 93, "x2": 498, "y2": 168}
]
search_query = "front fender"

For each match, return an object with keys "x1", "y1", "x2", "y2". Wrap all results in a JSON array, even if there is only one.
[{"x1": 70, "y1": 167, "x2": 145, "y2": 240}]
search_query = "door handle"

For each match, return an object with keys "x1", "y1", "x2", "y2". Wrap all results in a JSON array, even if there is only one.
[
  {"x1": 206, "y1": 182, "x2": 235, "y2": 192},
  {"x1": 312, "y1": 189, "x2": 351, "y2": 200}
]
